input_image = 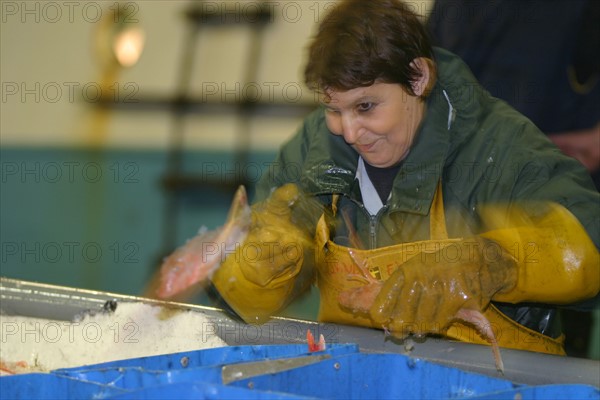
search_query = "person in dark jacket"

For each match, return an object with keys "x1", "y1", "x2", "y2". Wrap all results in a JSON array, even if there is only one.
[
  {"x1": 427, "y1": 0, "x2": 599, "y2": 189},
  {"x1": 211, "y1": 0, "x2": 600, "y2": 355},
  {"x1": 427, "y1": 0, "x2": 600, "y2": 357}
]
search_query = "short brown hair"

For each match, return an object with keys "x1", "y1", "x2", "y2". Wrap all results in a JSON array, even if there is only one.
[{"x1": 304, "y1": 0, "x2": 434, "y2": 96}]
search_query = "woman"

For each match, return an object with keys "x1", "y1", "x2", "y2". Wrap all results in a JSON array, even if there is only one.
[{"x1": 212, "y1": 0, "x2": 599, "y2": 355}]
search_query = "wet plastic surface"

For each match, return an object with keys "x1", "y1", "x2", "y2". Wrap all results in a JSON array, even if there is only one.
[{"x1": 1, "y1": 344, "x2": 598, "y2": 399}]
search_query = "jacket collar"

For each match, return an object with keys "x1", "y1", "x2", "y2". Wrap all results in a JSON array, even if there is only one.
[{"x1": 386, "y1": 81, "x2": 452, "y2": 215}]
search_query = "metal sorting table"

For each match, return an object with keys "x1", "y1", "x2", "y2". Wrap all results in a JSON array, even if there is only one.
[{"x1": 1, "y1": 277, "x2": 599, "y2": 390}]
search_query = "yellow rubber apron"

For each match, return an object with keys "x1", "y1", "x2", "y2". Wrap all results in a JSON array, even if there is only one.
[{"x1": 314, "y1": 183, "x2": 565, "y2": 355}]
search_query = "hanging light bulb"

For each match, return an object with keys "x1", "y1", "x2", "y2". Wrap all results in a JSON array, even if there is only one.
[
  {"x1": 95, "y1": 2, "x2": 145, "y2": 69},
  {"x1": 113, "y1": 26, "x2": 145, "y2": 67}
]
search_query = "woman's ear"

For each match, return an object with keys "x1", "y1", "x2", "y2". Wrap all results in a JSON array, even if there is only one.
[{"x1": 410, "y1": 57, "x2": 436, "y2": 98}]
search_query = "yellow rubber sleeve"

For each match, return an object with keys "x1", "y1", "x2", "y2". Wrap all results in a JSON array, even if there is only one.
[
  {"x1": 210, "y1": 251, "x2": 302, "y2": 323},
  {"x1": 480, "y1": 203, "x2": 599, "y2": 304}
]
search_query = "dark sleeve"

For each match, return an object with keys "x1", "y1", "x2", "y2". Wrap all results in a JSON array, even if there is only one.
[{"x1": 427, "y1": 0, "x2": 599, "y2": 133}]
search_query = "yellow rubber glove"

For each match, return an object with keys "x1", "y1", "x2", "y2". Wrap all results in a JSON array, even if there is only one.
[
  {"x1": 365, "y1": 237, "x2": 517, "y2": 337},
  {"x1": 340, "y1": 202, "x2": 599, "y2": 338},
  {"x1": 211, "y1": 183, "x2": 317, "y2": 323},
  {"x1": 239, "y1": 184, "x2": 314, "y2": 286}
]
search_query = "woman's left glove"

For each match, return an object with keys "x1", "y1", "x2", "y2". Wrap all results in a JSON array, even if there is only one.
[
  {"x1": 340, "y1": 202, "x2": 599, "y2": 338},
  {"x1": 342, "y1": 237, "x2": 517, "y2": 338}
]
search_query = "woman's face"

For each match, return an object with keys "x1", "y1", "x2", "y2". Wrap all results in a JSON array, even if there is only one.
[{"x1": 323, "y1": 82, "x2": 425, "y2": 168}]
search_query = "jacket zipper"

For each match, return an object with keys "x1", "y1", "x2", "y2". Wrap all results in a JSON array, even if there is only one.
[
  {"x1": 353, "y1": 199, "x2": 387, "y2": 249},
  {"x1": 369, "y1": 216, "x2": 377, "y2": 249},
  {"x1": 325, "y1": 192, "x2": 388, "y2": 250},
  {"x1": 369, "y1": 205, "x2": 389, "y2": 249}
]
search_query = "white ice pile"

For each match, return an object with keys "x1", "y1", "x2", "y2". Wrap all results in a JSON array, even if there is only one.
[{"x1": 0, "y1": 301, "x2": 227, "y2": 373}]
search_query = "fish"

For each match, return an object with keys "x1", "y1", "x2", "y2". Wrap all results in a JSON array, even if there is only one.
[
  {"x1": 0, "y1": 360, "x2": 30, "y2": 375},
  {"x1": 455, "y1": 308, "x2": 504, "y2": 374},
  {"x1": 338, "y1": 252, "x2": 505, "y2": 374},
  {"x1": 307, "y1": 329, "x2": 326, "y2": 352},
  {"x1": 154, "y1": 185, "x2": 251, "y2": 299}
]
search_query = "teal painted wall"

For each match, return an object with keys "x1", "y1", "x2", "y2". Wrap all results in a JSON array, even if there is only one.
[{"x1": 0, "y1": 147, "x2": 270, "y2": 296}]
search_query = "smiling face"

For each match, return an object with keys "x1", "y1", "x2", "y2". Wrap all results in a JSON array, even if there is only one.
[{"x1": 323, "y1": 81, "x2": 426, "y2": 168}]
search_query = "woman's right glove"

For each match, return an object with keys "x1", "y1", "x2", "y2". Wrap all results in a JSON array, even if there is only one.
[
  {"x1": 212, "y1": 183, "x2": 318, "y2": 322},
  {"x1": 239, "y1": 183, "x2": 314, "y2": 286}
]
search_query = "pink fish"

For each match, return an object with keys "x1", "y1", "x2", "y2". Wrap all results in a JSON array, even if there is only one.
[
  {"x1": 154, "y1": 185, "x2": 251, "y2": 299},
  {"x1": 307, "y1": 329, "x2": 326, "y2": 352}
]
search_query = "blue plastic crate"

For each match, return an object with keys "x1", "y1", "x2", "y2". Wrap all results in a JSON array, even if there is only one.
[
  {"x1": 0, "y1": 373, "x2": 312, "y2": 400},
  {"x1": 0, "y1": 373, "x2": 127, "y2": 400},
  {"x1": 0, "y1": 344, "x2": 357, "y2": 399},
  {"x1": 54, "y1": 343, "x2": 359, "y2": 376},
  {"x1": 107, "y1": 381, "x2": 315, "y2": 400},
  {"x1": 2, "y1": 344, "x2": 599, "y2": 400},
  {"x1": 52, "y1": 344, "x2": 359, "y2": 388},
  {"x1": 469, "y1": 384, "x2": 600, "y2": 400},
  {"x1": 228, "y1": 352, "x2": 515, "y2": 399},
  {"x1": 228, "y1": 352, "x2": 600, "y2": 400}
]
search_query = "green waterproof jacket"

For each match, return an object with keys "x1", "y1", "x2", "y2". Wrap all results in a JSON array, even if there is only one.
[{"x1": 252, "y1": 48, "x2": 600, "y2": 337}]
